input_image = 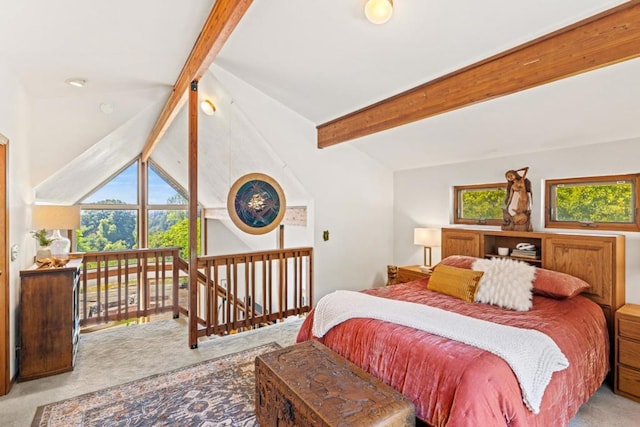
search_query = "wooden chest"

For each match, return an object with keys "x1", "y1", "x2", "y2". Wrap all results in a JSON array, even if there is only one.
[{"x1": 255, "y1": 340, "x2": 415, "y2": 426}]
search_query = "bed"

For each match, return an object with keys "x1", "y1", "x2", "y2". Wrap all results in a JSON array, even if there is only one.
[{"x1": 295, "y1": 255, "x2": 609, "y2": 426}]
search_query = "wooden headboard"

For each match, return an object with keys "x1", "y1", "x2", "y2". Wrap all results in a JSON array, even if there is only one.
[{"x1": 441, "y1": 228, "x2": 625, "y2": 350}]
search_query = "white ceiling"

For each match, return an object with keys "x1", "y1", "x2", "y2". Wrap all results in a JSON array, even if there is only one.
[{"x1": 1, "y1": 0, "x2": 637, "y2": 202}]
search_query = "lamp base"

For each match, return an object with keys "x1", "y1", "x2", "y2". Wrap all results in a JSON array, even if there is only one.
[{"x1": 50, "y1": 229, "x2": 71, "y2": 259}]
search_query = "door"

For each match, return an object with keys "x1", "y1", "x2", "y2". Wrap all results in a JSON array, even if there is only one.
[{"x1": 0, "y1": 134, "x2": 9, "y2": 395}]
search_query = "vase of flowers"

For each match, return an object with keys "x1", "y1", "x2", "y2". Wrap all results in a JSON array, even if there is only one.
[{"x1": 32, "y1": 229, "x2": 53, "y2": 261}]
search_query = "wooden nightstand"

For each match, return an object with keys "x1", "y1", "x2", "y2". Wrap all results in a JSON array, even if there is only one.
[
  {"x1": 396, "y1": 265, "x2": 431, "y2": 284},
  {"x1": 615, "y1": 304, "x2": 640, "y2": 402}
]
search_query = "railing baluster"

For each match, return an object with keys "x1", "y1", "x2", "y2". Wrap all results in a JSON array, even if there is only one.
[
  {"x1": 96, "y1": 257, "x2": 102, "y2": 323},
  {"x1": 261, "y1": 255, "x2": 267, "y2": 326},
  {"x1": 116, "y1": 254, "x2": 122, "y2": 320},
  {"x1": 123, "y1": 253, "x2": 130, "y2": 319},
  {"x1": 172, "y1": 251, "x2": 179, "y2": 319},
  {"x1": 205, "y1": 260, "x2": 212, "y2": 336},
  {"x1": 82, "y1": 260, "x2": 88, "y2": 324},
  {"x1": 161, "y1": 253, "x2": 166, "y2": 311},
  {"x1": 154, "y1": 253, "x2": 159, "y2": 313},
  {"x1": 212, "y1": 261, "x2": 218, "y2": 334},
  {"x1": 268, "y1": 257, "x2": 273, "y2": 322},
  {"x1": 246, "y1": 257, "x2": 251, "y2": 328}
]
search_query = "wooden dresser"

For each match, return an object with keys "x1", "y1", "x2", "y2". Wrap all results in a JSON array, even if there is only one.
[
  {"x1": 18, "y1": 258, "x2": 81, "y2": 381},
  {"x1": 615, "y1": 304, "x2": 640, "y2": 402}
]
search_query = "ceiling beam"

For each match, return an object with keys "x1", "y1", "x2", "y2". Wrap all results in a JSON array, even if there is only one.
[
  {"x1": 141, "y1": 0, "x2": 253, "y2": 162},
  {"x1": 317, "y1": 0, "x2": 640, "y2": 148}
]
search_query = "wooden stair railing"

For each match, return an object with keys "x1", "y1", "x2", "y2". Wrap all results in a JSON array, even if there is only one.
[
  {"x1": 174, "y1": 256, "x2": 250, "y2": 320},
  {"x1": 189, "y1": 247, "x2": 313, "y2": 347}
]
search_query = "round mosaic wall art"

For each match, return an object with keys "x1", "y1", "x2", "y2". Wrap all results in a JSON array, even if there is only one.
[{"x1": 227, "y1": 173, "x2": 286, "y2": 235}]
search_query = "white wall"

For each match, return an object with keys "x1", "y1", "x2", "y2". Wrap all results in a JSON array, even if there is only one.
[
  {"x1": 206, "y1": 218, "x2": 311, "y2": 256},
  {"x1": 394, "y1": 137, "x2": 640, "y2": 303},
  {"x1": 213, "y1": 65, "x2": 395, "y2": 303},
  {"x1": 0, "y1": 63, "x2": 35, "y2": 378}
]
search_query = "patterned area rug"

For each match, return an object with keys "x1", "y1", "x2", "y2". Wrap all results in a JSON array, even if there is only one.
[{"x1": 32, "y1": 342, "x2": 281, "y2": 426}]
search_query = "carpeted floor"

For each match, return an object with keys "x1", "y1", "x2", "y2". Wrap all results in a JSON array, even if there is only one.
[
  {"x1": 32, "y1": 343, "x2": 280, "y2": 426},
  {"x1": 0, "y1": 316, "x2": 638, "y2": 426},
  {"x1": 0, "y1": 317, "x2": 302, "y2": 427}
]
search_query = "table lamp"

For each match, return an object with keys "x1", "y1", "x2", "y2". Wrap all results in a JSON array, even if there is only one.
[
  {"x1": 413, "y1": 228, "x2": 441, "y2": 269},
  {"x1": 32, "y1": 205, "x2": 81, "y2": 259}
]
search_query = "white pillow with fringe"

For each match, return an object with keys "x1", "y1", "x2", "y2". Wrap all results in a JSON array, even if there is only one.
[{"x1": 472, "y1": 257, "x2": 535, "y2": 311}]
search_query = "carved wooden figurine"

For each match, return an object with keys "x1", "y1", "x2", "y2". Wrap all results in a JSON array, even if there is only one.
[
  {"x1": 387, "y1": 265, "x2": 400, "y2": 286},
  {"x1": 502, "y1": 167, "x2": 533, "y2": 232}
]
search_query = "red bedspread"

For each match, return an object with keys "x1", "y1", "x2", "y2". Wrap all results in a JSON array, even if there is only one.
[{"x1": 296, "y1": 280, "x2": 608, "y2": 426}]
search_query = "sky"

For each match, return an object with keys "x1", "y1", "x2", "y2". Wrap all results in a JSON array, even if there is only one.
[{"x1": 83, "y1": 163, "x2": 183, "y2": 205}]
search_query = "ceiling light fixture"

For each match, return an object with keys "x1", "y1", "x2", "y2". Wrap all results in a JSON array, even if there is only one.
[
  {"x1": 65, "y1": 77, "x2": 87, "y2": 88},
  {"x1": 364, "y1": 0, "x2": 393, "y2": 25},
  {"x1": 200, "y1": 99, "x2": 216, "y2": 116}
]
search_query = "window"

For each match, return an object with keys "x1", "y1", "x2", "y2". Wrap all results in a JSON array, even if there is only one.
[
  {"x1": 82, "y1": 162, "x2": 138, "y2": 205},
  {"x1": 545, "y1": 173, "x2": 640, "y2": 231},
  {"x1": 77, "y1": 159, "x2": 203, "y2": 256},
  {"x1": 79, "y1": 162, "x2": 140, "y2": 251},
  {"x1": 148, "y1": 163, "x2": 200, "y2": 258},
  {"x1": 453, "y1": 183, "x2": 507, "y2": 225}
]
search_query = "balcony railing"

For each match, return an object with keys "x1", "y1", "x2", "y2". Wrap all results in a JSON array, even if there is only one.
[
  {"x1": 79, "y1": 248, "x2": 183, "y2": 327},
  {"x1": 78, "y1": 247, "x2": 313, "y2": 348}
]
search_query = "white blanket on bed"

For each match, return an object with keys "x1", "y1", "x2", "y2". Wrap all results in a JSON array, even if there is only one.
[{"x1": 312, "y1": 290, "x2": 569, "y2": 413}]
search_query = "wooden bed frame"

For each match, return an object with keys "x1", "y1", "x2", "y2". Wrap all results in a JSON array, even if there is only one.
[{"x1": 441, "y1": 227, "x2": 625, "y2": 379}]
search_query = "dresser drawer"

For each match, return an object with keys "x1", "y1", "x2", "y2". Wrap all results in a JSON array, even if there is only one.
[
  {"x1": 396, "y1": 266, "x2": 430, "y2": 284},
  {"x1": 619, "y1": 317, "x2": 640, "y2": 341},
  {"x1": 619, "y1": 338, "x2": 640, "y2": 369},
  {"x1": 617, "y1": 365, "x2": 640, "y2": 398}
]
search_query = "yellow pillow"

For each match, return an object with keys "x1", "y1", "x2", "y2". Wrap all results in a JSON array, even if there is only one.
[{"x1": 427, "y1": 264, "x2": 484, "y2": 302}]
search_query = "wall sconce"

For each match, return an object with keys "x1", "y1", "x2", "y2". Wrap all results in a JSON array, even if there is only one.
[
  {"x1": 200, "y1": 99, "x2": 216, "y2": 116},
  {"x1": 365, "y1": 0, "x2": 393, "y2": 25},
  {"x1": 414, "y1": 228, "x2": 441, "y2": 268},
  {"x1": 32, "y1": 205, "x2": 81, "y2": 259}
]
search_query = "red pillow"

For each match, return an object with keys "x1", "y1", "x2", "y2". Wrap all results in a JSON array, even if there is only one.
[
  {"x1": 437, "y1": 255, "x2": 590, "y2": 299},
  {"x1": 531, "y1": 268, "x2": 590, "y2": 299},
  {"x1": 435, "y1": 255, "x2": 477, "y2": 270}
]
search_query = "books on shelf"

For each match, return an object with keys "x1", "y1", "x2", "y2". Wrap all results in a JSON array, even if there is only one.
[{"x1": 511, "y1": 249, "x2": 539, "y2": 259}]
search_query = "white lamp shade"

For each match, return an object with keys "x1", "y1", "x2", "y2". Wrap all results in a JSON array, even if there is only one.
[
  {"x1": 32, "y1": 205, "x2": 81, "y2": 230},
  {"x1": 414, "y1": 228, "x2": 441, "y2": 247}
]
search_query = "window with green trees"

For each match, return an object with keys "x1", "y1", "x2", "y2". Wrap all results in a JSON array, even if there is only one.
[
  {"x1": 545, "y1": 173, "x2": 640, "y2": 231},
  {"x1": 78, "y1": 162, "x2": 139, "y2": 252},
  {"x1": 147, "y1": 165, "x2": 201, "y2": 259},
  {"x1": 454, "y1": 183, "x2": 507, "y2": 225},
  {"x1": 77, "y1": 206, "x2": 138, "y2": 252},
  {"x1": 77, "y1": 160, "x2": 202, "y2": 257}
]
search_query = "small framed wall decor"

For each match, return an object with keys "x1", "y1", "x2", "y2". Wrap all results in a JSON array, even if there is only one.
[{"x1": 227, "y1": 173, "x2": 286, "y2": 235}]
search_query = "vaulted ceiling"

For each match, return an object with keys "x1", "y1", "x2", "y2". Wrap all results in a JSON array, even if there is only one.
[{"x1": 1, "y1": 0, "x2": 638, "y2": 203}]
